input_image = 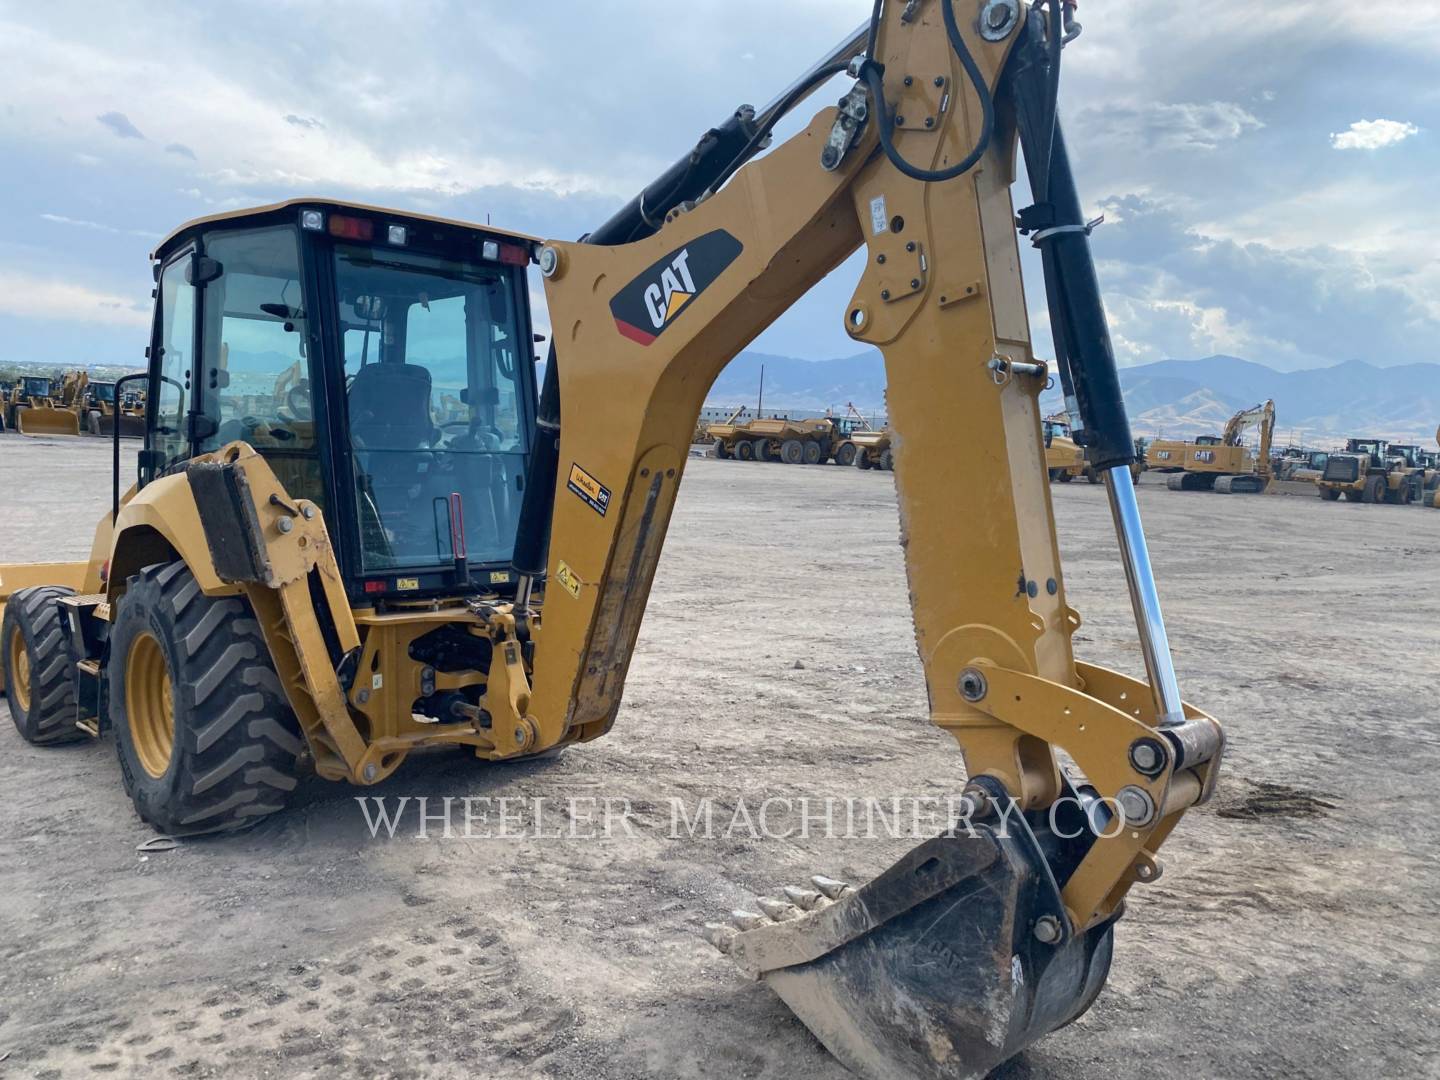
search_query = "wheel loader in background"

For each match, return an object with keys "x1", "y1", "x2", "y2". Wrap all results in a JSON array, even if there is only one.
[
  {"x1": 1317, "y1": 438, "x2": 1425, "y2": 504},
  {"x1": 4, "y1": 374, "x2": 83, "y2": 436},
  {"x1": 1162, "y1": 399, "x2": 1275, "y2": 493},
  {"x1": 10, "y1": 369, "x2": 88, "y2": 437},
  {"x1": 1043, "y1": 413, "x2": 1084, "y2": 481},
  {"x1": 0, "y1": 4, "x2": 1223, "y2": 1077},
  {"x1": 85, "y1": 379, "x2": 148, "y2": 438}
]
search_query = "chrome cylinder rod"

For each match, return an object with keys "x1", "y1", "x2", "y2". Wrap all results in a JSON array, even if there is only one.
[{"x1": 1102, "y1": 465, "x2": 1185, "y2": 726}]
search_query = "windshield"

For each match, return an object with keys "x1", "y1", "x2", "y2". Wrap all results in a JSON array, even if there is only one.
[
  {"x1": 335, "y1": 243, "x2": 528, "y2": 572},
  {"x1": 23, "y1": 378, "x2": 50, "y2": 396},
  {"x1": 91, "y1": 383, "x2": 116, "y2": 403}
]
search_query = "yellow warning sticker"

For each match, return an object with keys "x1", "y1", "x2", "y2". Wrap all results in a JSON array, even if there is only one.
[
  {"x1": 555, "y1": 560, "x2": 582, "y2": 599},
  {"x1": 489, "y1": 569, "x2": 511, "y2": 585},
  {"x1": 566, "y1": 463, "x2": 612, "y2": 516},
  {"x1": 396, "y1": 577, "x2": 420, "y2": 591}
]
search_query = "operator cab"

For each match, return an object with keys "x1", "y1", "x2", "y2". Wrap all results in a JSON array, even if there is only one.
[
  {"x1": 89, "y1": 382, "x2": 117, "y2": 405},
  {"x1": 22, "y1": 377, "x2": 52, "y2": 398},
  {"x1": 141, "y1": 199, "x2": 540, "y2": 601},
  {"x1": 1345, "y1": 438, "x2": 1386, "y2": 466}
]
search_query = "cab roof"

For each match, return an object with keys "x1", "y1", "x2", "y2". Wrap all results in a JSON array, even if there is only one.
[{"x1": 152, "y1": 197, "x2": 540, "y2": 262}]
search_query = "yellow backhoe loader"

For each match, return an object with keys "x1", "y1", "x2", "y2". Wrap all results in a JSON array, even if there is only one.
[
  {"x1": 0, "y1": 5, "x2": 1222, "y2": 1076},
  {"x1": 14, "y1": 369, "x2": 87, "y2": 437},
  {"x1": 1163, "y1": 399, "x2": 1275, "y2": 493}
]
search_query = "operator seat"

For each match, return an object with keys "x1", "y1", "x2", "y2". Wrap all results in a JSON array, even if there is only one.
[{"x1": 348, "y1": 361, "x2": 438, "y2": 450}]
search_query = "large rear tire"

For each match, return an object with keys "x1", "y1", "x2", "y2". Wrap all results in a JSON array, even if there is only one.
[
  {"x1": 2, "y1": 585, "x2": 84, "y2": 745},
  {"x1": 1362, "y1": 475, "x2": 1385, "y2": 504},
  {"x1": 714, "y1": 438, "x2": 732, "y2": 460},
  {"x1": 110, "y1": 562, "x2": 303, "y2": 835},
  {"x1": 804, "y1": 441, "x2": 825, "y2": 465},
  {"x1": 735, "y1": 439, "x2": 755, "y2": 461},
  {"x1": 836, "y1": 443, "x2": 857, "y2": 467},
  {"x1": 780, "y1": 439, "x2": 805, "y2": 465},
  {"x1": 879, "y1": 449, "x2": 894, "y2": 471},
  {"x1": 753, "y1": 439, "x2": 772, "y2": 463}
]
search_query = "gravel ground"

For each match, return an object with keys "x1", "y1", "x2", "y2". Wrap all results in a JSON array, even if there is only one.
[{"x1": 0, "y1": 431, "x2": 1436, "y2": 1079}]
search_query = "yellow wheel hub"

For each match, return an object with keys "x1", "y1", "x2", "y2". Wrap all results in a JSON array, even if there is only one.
[
  {"x1": 7, "y1": 627, "x2": 30, "y2": 712},
  {"x1": 126, "y1": 632, "x2": 174, "y2": 779}
]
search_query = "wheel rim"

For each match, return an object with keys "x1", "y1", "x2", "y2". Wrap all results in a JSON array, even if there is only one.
[
  {"x1": 8, "y1": 626, "x2": 30, "y2": 712},
  {"x1": 126, "y1": 632, "x2": 174, "y2": 779}
]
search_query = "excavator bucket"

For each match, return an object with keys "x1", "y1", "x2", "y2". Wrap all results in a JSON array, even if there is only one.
[
  {"x1": 709, "y1": 823, "x2": 1114, "y2": 1080},
  {"x1": 16, "y1": 406, "x2": 82, "y2": 437}
]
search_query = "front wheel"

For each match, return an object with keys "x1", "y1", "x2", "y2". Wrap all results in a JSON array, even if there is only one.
[
  {"x1": 714, "y1": 438, "x2": 732, "y2": 460},
  {"x1": 1319, "y1": 486, "x2": 1341, "y2": 501},
  {"x1": 836, "y1": 443, "x2": 857, "y2": 467},
  {"x1": 879, "y1": 449, "x2": 894, "y2": 471},
  {"x1": 111, "y1": 562, "x2": 303, "y2": 835},
  {"x1": 2, "y1": 585, "x2": 84, "y2": 745},
  {"x1": 1362, "y1": 475, "x2": 1385, "y2": 503}
]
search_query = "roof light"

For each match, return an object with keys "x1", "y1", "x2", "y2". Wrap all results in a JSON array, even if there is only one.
[
  {"x1": 481, "y1": 240, "x2": 500, "y2": 261},
  {"x1": 387, "y1": 224, "x2": 407, "y2": 246},
  {"x1": 300, "y1": 209, "x2": 324, "y2": 231},
  {"x1": 328, "y1": 214, "x2": 374, "y2": 241}
]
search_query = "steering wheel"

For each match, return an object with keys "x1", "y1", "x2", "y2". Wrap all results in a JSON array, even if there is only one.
[{"x1": 283, "y1": 380, "x2": 313, "y2": 421}]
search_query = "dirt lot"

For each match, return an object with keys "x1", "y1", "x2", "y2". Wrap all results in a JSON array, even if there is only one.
[{"x1": 0, "y1": 431, "x2": 1436, "y2": 1079}]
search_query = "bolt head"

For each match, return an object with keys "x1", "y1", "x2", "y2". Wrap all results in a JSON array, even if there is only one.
[
  {"x1": 301, "y1": 504, "x2": 316, "y2": 519},
  {"x1": 821, "y1": 146, "x2": 840, "y2": 168},
  {"x1": 1033, "y1": 915, "x2": 1062, "y2": 944},
  {"x1": 514, "y1": 726, "x2": 527, "y2": 744},
  {"x1": 1130, "y1": 742, "x2": 1160, "y2": 772},
  {"x1": 277, "y1": 517, "x2": 294, "y2": 534},
  {"x1": 958, "y1": 668, "x2": 988, "y2": 702},
  {"x1": 363, "y1": 763, "x2": 377, "y2": 782}
]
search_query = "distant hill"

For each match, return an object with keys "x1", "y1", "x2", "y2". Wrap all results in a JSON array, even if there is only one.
[{"x1": 703, "y1": 351, "x2": 1440, "y2": 447}]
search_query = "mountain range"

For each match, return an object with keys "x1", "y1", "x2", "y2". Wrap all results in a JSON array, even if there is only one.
[{"x1": 705, "y1": 351, "x2": 1440, "y2": 446}]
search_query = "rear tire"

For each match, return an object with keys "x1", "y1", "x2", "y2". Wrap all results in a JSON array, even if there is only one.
[
  {"x1": 753, "y1": 439, "x2": 772, "y2": 463},
  {"x1": 803, "y1": 441, "x2": 824, "y2": 465},
  {"x1": 780, "y1": 439, "x2": 805, "y2": 465},
  {"x1": 836, "y1": 443, "x2": 857, "y2": 467},
  {"x1": 714, "y1": 438, "x2": 732, "y2": 460},
  {"x1": 735, "y1": 439, "x2": 755, "y2": 461},
  {"x1": 1362, "y1": 475, "x2": 1385, "y2": 503},
  {"x1": 2, "y1": 585, "x2": 84, "y2": 745},
  {"x1": 110, "y1": 561, "x2": 303, "y2": 835},
  {"x1": 855, "y1": 451, "x2": 873, "y2": 470},
  {"x1": 879, "y1": 449, "x2": 894, "y2": 471}
]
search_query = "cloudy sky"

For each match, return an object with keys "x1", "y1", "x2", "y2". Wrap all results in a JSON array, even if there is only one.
[{"x1": 1, "y1": 0, "x2": 1436, "y2": 372}]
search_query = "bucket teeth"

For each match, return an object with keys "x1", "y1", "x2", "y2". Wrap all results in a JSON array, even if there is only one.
[
  {"x1": 783, "y1": 886, "x2": 824, "y2": 911},
  {"x1": 756, "y1": 897, "x2": 800, "y2": 922},
  {"x1": 703, "y1": 922, "x2": 738, "y2": 954},
  {"x1": 811, "y1": 875, "x2": 853, "y2": 900},
  {"x1": 731, "y1": 909, "x2": 768, "y2": 931}
]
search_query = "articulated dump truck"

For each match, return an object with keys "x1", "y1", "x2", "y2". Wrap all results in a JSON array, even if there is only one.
[{"x1": 0, "y1": 5, "x2": 1225, "y2": 1076}]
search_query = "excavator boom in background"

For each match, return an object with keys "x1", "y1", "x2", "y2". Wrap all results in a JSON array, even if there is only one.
[{"x1": 0, "y1": 4, "x2": 1222, "y2": 1077}]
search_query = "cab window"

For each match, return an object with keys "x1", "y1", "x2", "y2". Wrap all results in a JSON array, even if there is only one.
[
  {"x1": 197, "y1": 226, "x2": 323, "y2": 505},
  {"x1": 152, "y1": 254, "x2": 196, "y2": 466}
]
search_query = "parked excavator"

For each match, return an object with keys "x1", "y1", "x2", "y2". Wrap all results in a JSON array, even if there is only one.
[
  {"x1": 1162, "y1": 400, "x2": 1275, "y2": 493},
  {"x1": 0, "y1": 4, "x2": 1222, "y2": 1077}
]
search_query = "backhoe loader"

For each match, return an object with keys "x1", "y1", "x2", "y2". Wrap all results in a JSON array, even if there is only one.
[
  {"x1": 0, "y1": 4, "x2": 1223, "y2": 1076},
  {"x1": 1163, "y1": 399, "x2": 1275, "y2": 493}
]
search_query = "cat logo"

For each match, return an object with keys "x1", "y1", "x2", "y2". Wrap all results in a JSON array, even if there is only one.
[{"x1": 611, "y1": 229, "x2": 743, "y2": 346}]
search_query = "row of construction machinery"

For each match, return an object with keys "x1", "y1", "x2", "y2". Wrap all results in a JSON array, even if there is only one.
[
  {"x1": 1316, "y1": 431, "x2": 1439, "y2": 506},
  {"x1": 0, "y1": 371, "x2": 145, "y2": 438},
  {"x1": 0, "y1": 5, "x2": 1228, "y2": 1076}
]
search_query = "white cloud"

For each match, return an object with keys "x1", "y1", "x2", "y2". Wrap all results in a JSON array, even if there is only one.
[
  {"x1": 1329, "y1": 119, "x2": 1419, "y2": 150},
  {"x1": 39, "y1": 213, "x2": 157, "y2": 238},
  {"x1": 0, "y1": 270, "x2": 149, "y2": 328}
]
